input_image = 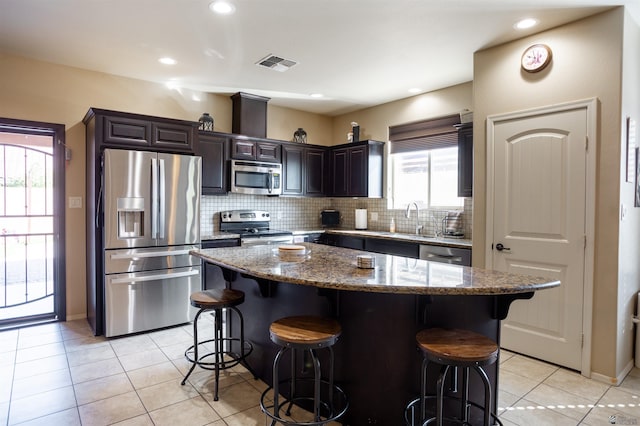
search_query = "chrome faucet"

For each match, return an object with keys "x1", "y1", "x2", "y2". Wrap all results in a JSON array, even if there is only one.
[{"x1": 405, "y1": 202, "x2": 423, "y2": 235}]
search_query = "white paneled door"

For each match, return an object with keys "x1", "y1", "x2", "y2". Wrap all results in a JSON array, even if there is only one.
[{"x1": 487, "y1": 102, "x2": 594, "y2": 371}]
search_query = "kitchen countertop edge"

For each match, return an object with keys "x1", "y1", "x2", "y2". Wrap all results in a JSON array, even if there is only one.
[
  {"x1": 191, "y1": 244, "x2": 557, "y2": 296},
  {"x1": 201, "y1": 231, "x2": 241, "y2": 241}
]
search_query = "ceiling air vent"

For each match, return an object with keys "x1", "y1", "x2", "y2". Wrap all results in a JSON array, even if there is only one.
[{"x1": 256, "y1": 54, "x2": 297, "y2": 72}]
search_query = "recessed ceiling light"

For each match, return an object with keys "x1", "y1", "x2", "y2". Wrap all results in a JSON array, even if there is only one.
[
  {"x1": 514, "y1": 18, "x2": 538, "y2": 30},
  {"x1": 310, "y1": 93, "x2": 324, "y2": 98},
  {"x1": 408, "y1": 88, "x2": 422, "y2": 94},
  {"x1": 209, "y1": 1, "x2": 235, "y2": 15},
  {"x1": 159, "y1": 57, "x2": 176, "y2": 65}
]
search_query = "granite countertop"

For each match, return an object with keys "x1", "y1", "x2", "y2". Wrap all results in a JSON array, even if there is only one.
[{"x1": 191, "y1": 242, "x2": 558, "y2": 296}]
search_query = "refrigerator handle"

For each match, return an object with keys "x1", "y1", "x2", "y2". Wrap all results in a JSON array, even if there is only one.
[
  {"x1": 151, "y1": 158, "x2": 158, "y2": 238},
  {"x1": 109, "y1": 249, "x2": 192, "y2": 260},
  {"x1": 96, "y1": 156, "x2": 104, "y2": 228},
  {"x1": 110, "y1": 269, "x2": 200, "y2": 284},
  {"x1": 159, "y1": 158, "x2": 166, "y2": 239}
]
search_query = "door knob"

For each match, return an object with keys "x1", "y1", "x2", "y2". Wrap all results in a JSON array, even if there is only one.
[{"x1": 495, "y1": 243, "x2": 511, "y2": 252}]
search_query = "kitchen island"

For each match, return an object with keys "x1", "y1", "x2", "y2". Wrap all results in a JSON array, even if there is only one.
[{"x1": 191, "y1": 243, "x2": 558, "y2": 425}]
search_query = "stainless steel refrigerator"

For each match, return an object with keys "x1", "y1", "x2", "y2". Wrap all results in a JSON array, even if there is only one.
[{"x1": 102, "y1": 148, "x2": 201, "y2": 337}]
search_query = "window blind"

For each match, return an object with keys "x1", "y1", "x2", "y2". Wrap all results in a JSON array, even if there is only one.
[{"x1": 389, "y1": 113, "x2": 460, "y2": 154}]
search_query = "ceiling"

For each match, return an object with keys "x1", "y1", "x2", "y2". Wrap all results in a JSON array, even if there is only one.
[{"x1": 1, "y1": 0, "x2": 638, "y2": 116}]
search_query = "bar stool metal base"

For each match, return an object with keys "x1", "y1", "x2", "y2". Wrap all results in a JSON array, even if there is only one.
[
  {"x1": 260, "y1": 347, "x2": 348, "y2": 426},
  {"x1": 181, "y1": 304, "x2": 254, "y2": 401}
]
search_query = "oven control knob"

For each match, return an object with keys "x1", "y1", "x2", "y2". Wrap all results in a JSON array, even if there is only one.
[{"x1": 264, "y1": 213, "x2": 269, "y2": 218}]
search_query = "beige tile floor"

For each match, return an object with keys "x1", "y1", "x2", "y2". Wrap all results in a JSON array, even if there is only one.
[{"x1": 0, "y1": 319, "x2": 639, "y2": 426}]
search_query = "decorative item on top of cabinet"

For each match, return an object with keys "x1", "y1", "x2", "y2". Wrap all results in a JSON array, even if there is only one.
[
  {"x1": 351, "y1": 122, "x2": 360, "y2": 143},
  {"x1": 293, "y1": 128, "x2": 307, "y2": 144},
  {"x1": 330, "y1": 140, "x2": 384, "y2": 198},
  {"x1": 347, "y1": 121, "x2": 360, "y2": 143},
  {"x1": 196, "y1": 131, "x2": 228, "y2": 195},
  {"x1": 455, "y1": 123, "x2": 473, "y2": 197},
  {"x1": 198, "y1": 113, "x2": 214, "y2": 132}
]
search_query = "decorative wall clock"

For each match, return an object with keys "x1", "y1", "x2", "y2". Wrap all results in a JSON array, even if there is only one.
[{"x1": 521, "y1": 44, "x2": 552, "y2": 73}]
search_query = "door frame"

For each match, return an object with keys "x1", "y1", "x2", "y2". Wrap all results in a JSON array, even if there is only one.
[
  {"x1": 0, "y1": 117, "x2": 66, "y2": 325},
  {"x1": 485, "y1": 98, "x2": 597, "y2": 377}
]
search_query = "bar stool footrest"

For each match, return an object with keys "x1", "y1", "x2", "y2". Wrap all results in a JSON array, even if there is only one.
[
  {"x1": 183, "y1": 337, "x2": 253, "y2": 371},
  {"x1": 260, "y1": 378, "x2": 348, "y2": 426},
  {"x1": 404, "y1": 396, "x2": 503, "y2": 426}
]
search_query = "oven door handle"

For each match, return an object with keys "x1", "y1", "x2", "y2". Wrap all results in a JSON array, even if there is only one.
[{"x1": 110, "y1": 269, "x2": 199, "y2": 284}]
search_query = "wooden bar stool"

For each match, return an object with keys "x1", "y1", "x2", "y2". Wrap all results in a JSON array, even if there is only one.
[
  {"x1": 405, "y1": 328, "x2": 502, "y2": 426},
  {"x1": 181, "y1": 289, "x2": 253, "y2": 401},
  {"x1": 260, "y1": 316, "x2": 348, "y2": 425}
]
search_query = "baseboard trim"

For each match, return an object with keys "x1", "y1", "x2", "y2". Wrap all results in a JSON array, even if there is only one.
[
  {"x1": 65, "y1": 313, "x2": 87, "y2": 321},
  {"x1": 590, "y1": 359, "x2": 634, "y2": 386}
]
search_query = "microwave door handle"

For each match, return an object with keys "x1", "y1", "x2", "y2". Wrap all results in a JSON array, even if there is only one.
[
  {"x1": 267, "y1": 170, "x2": 273, "y2": 194},
  {"x1": 151, "y1": 158, "x2": 158, "y2": 238},
  {"x1": 158, "y1": 158, "x2": 166, "y2": 239}
]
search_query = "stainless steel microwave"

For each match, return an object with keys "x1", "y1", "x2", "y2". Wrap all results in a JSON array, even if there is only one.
[{"x1": 230, "y1": 160, "x2": 282, "y2": 195}]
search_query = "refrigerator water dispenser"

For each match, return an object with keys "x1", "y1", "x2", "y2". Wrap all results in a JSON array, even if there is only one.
[{"x1": 117, "y1": 197, "x2": 144, "y2": 238}]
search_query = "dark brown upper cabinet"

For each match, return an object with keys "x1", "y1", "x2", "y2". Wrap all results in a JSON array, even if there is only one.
[
  {"x1": 85, "y1": 108, "x2": 196, "y2": 153},
  {"x1": 196, "y1": 132, "x2": 229, "y2": 195},
  {"x1": 282, "y1": 144, "x2": 327, "y2": 197},
  {"x1": 330, "y1": 140, "x2": 384, "y2": 198},
  {"x1": 456, "y1": 123, "x2": 473, "y2": 197},
  {"x1": 230, "y1": 137, "x2": 281, "y2": 163}
]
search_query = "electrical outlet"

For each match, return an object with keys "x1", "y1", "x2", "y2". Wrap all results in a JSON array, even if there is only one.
[{"x1": 371, "y1": 212, "x2": 378, "y2": 221}]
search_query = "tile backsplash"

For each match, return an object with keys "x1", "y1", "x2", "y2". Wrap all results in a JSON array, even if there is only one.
[{"x1": 201, "y1": 194, "x2": 472, "y2": 239}]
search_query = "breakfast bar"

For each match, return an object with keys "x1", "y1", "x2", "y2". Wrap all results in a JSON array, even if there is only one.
[{"x1": 191, "y1": 243, "x2": 559, "y2": 425}]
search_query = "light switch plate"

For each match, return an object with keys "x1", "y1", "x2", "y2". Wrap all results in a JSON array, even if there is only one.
[{"x1": 68, "y1": 196, "x2": 82, "y2": 209}]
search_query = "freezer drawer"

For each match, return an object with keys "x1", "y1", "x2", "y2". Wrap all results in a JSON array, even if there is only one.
[{"x1": 105, "y1": 265, "x2": 201, "y2": 337}]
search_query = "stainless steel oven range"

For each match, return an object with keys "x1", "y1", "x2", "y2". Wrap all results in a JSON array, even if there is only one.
[{"x1": 220, "y1": 210, "x2": 292, "y2": 246}]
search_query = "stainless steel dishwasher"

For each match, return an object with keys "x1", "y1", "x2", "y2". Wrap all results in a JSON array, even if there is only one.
[{"x1": 419, "y1": 244, "x2": 471, "y2": 266}]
